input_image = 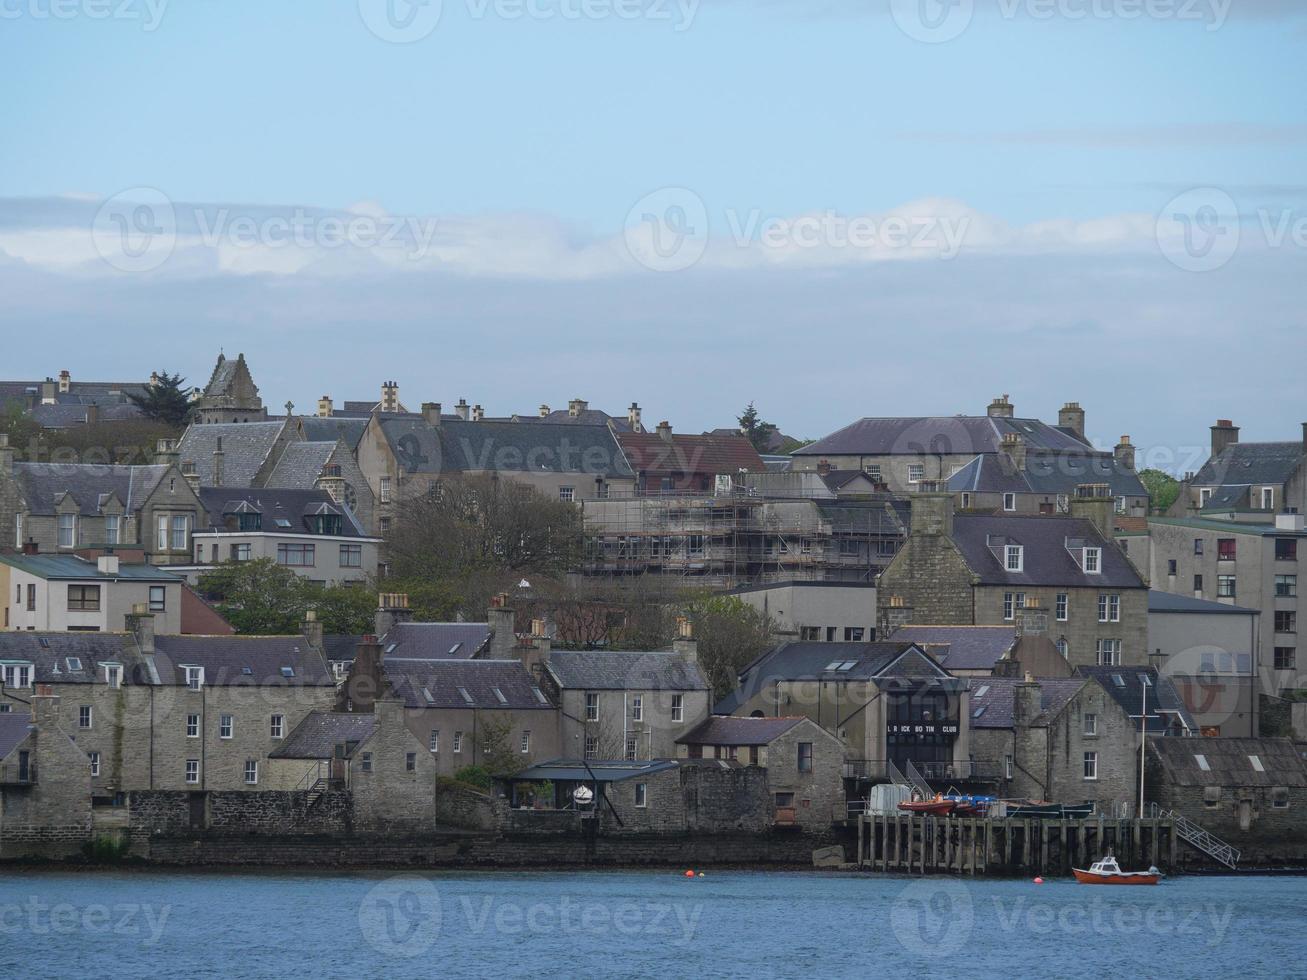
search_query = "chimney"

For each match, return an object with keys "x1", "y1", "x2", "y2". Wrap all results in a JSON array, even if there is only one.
[
  {"x1": 516, "y1": 620, "x2": 551, "y2": 678},
  {"x1": 41, "y1": 378, "x2": 56, "y2": 405},
  {"x1": 1058, "y1": 402, "x2": 1085, "y2": 439},
  {"x1": 1301, "y1": 422, "x2": 1307, "y2": 454},
  {"x1": 656, "y1": 420, "x2": 673, "y2": 444},
  {"x1": 1114, "y1": 435, "x2": 1136, "y2": 472},
  {"x1": 316, "y1": 463, "x2": 345, "y2": 504},
  {"x1": 421, "y1": 402, "x2": 442, "y2": 426},
  {"x1": 1210, "y1": 419, "x2": 1239, "y2": 459},
  {"x1": 31, "y1": 689, "x2": 61, "y2": 729},
  {"x1": 816, "y1": 459, "x2": 832, "y2": 477},
  {"x1": 97, "y1": 554, "x2": 120, "y2": 576},
  {"x1": 181, "y1": 461, "x2": 200, "y2": 493},
  {"x1": 126, "y1": 604, "x2": 155, "y2": 656},
  {"x1": 374, "y1": 592, "x2": 413, "y2": 638},
  {"x1": 1070, "y1": 484, "x2": 1113, "y2": 538},
  {"x1": 909, "y1": 488, "x2": 954, "y2": 537},
  {"x1": 0, "y1": 434, "x2": 12, "y2": 474},
  {"x1": 880, "y1": 595, "x2": 912, "y2": 637},
  {"x1": 628, "y1": 402, "x2": 642, "y2": 431},
  {"x1": 1012, "y1": 677, "x2": 1041, "y2": 728},
  {"x1": 155, "y1": 438, "x2": 179, "y2": 466},
  {"x1": 21, "y1": 539, "x2": 38, "y2": 556},
  {"x1": 1015, "y1": 595, "x2": 1046, "y2": 636},
  {"x1": 987, "y1": 394, "x2": 1014, "y2": 419},
  {"x1": 302, "y1": 609, "x2": 324, "y2": 652},
  {"x1": 381, "y1": 381, "x2": 400, "y2": 414},
  {"x1": 343, "y1": 635, "x2": 386, "y2": 712},
  {"x1": 673, "y1": 616, "x2": 699, "y2": 666},
  {"x1": 568, "y1": 398, "x2": 588, "y2": 418},
  {"x1": 487, "y1": 593, "x2": 517, "y2": 660},
  {"x1": 58, "y1": 369, "x2": 71, "y2": 394},
  {"x1": 455, "y1": 399, "x2": 470, "y2": 421},
  {"x1": 472, "y1": 404, "x2": 484, "y2": 422},
  {"x1": 1000, "y1": 432, "x2": 1027, "y2": 472},
  {"x1": 85, "y1": 403, "x2": 100, "y2": 426},
  {"x1": 212, "y1": 437, "x2": 225, "y2": 488},
  {"x1": 317, "y1": 395, "x2": 333, "y2": 417},
  {"x1": 539, "y1": 404, "x2": 551, "y2": 418}
]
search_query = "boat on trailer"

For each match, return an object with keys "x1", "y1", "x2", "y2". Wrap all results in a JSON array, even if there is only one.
[{"x1": 1072, "y1": 855, "x2": 1161, "y2": 885}]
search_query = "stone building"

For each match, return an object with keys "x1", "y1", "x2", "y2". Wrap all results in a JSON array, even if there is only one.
[
  {"x1": 0, "y1": 691, "x2": 93, "y2": 858},
  {"x1": 967, "y1": 673, "x2": 1139, "y2": 812},
  {"x1": 190, "y1": 353, "x2": 267, "y2": 425},
  {"x1": 675, "y1": 715, "x2": 845, "y2": 828},
  {"x1": 613, "y1": 424, "x2": 764, "y2": 495},
  {"x1": 877, "y1": 487, "x2": 1148, "y2": 668},
  {"x1": 1, "y1": 553, "x2": 184, "y2": 634},
  {"x1": 888, "y1": 623, "x2": 1072, "y2": 679},
  {"x1": 0, "y1": 368, "x2": 150, "y2": 429},
  {"x1": 1171, "y1": 419, "x2": 1307, "y2": 517}
]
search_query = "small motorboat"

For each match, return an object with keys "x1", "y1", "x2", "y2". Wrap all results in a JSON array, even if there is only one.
[
  {"x1": 897, "y1": 793, "x2": 955, "y2": 816},
  {"x1": 1072, "y1": 855, "x2": 1161, "y2": 885},
  {"x1": 1008, "y1": 801, "x2": 1095, "y2": 820}
]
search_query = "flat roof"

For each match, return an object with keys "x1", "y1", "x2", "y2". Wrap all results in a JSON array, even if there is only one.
[
  {"x1": 1148, "y1": 590, "x2": 1259, "y2": 616},
  {"x1": 0, "y1": 553, "x2": 183, "y2": 582}
]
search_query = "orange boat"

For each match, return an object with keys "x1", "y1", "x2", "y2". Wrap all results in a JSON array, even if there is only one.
[
  {"x1": 897, "y1": 794, "x2": 955, "y2": 816},
  {"x1": 1072, "y1": 855, "x2": 1161, "y2": 885}
]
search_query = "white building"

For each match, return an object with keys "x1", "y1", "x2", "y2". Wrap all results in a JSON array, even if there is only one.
[{"x1": 0, "y1": 552, "x2": 184, "y2": 634}]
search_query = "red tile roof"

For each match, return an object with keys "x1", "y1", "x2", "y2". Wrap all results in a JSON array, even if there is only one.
[{"x1": 615, "y1": 431, "x2": 765, "y2": 489}]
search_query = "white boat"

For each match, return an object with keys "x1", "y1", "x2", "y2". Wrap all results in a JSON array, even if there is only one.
[{"x1": 1072, "y1": 854, "x2": 1162, "y2": 885}]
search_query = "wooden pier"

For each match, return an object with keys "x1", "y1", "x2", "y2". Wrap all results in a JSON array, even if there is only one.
[{"x1": 856, "y1": 813, "x2": 1177, "y2": 875}]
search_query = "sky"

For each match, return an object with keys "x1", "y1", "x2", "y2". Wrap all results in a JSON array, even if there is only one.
[{"x1": 1, "y1": 0, "x2": 1304, "y2": 468}]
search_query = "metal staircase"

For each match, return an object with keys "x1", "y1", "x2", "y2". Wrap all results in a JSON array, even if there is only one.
[
  {"x1": 1162, "y1": 809, "x2": 1240, "y2": 869},
  {"x1": 885, "y1": 759, "x2": 911, "y2": 788},
  {"x1": 903, "y1": 760, "x2": 935, "y2": 798}
]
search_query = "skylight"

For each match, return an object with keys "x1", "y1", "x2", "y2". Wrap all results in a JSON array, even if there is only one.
[
  {"x1": 66, "y1": 657, "x2": 82, "y2": 671},
  {"x1": 837, "y1": 661, "x2": 857, "y2": 671},
  {"x1": 1138, "y1": 673, "x2": 1152, "y2": 687},
  {"x1": 275, "y1": 518, "x2": 292, "y2": 528},
  {"x1": 975, "y1": 684, "x2": 990, "y2": 698},
  {"x1": 280, "y1": 666, "x2": 295, "y2": 678},
  {"x1": 492, "y1": 687, "x2": 508, "y2": 704},
  {"x1": 458, "y1": 686, "x2": 474, "y2": 705},
  {"x1": 1249, "y1": 755, "x2": 1265, "y2": 772},
  {"x1": 531, "y1": 686, "x2": 549, "y2": 705},
  {"x1": 1194, "y1": 754, "x2": 1210, "y2": 771},
  {"x1": 448, "y1": 643, "x2": 462, "y2": 655},
  {"x1": 422, "y1": 687, "x2": 435, "y2": 703},
  {"x1": 973, "y1": 706, "x2": 986, "y2": 718},
  {"x1": 1111, "y1": 674, "x2": 1125, "y2": 687},
  {"x1": 241, "y1": 666, "x2": 253, "y2": 675},
  {"x1": 825, "y1": 661, "x2": 844, "y2": 671}
]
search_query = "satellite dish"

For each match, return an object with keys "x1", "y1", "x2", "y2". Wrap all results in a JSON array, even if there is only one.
[{"x1": 572, "y1": 785, "x2": 594, "y2": 805}]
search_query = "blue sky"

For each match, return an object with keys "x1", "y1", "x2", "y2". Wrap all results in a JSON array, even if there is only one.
[{"x1": 1, "y1": 0, "x2": 1305, "y2": 461}]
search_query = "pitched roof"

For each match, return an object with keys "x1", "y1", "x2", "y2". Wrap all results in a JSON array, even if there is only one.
[
  {"x1": 1150, "y1": 737, "x2": 1307, "y2": 788},
  {"x1": 382, "y1": 659, "x2": 554, "y2": 709},
  {"x1": 265, "y1": 441, "x2": 337, "y2": 489},
  {"x1": 0, "y1": 633, "x2": 142, "y2": 685},
  {"x1": 1148, "y1": 590, "x2": 1259, "y2": 616},
  {"x1": 966, "y1": 677, "x2": 1087, "y2": 728},
  {"x1": 0, "y1": 712, "x2": 32, "y2": 760},
  {"x1": 269, "y1": 712, "x2": 376, "y2": 759},
  {"x1": 528, "y1": 408, "x2": 632, "y2": 430},
  {"x1": 615, "y1": 431, "x2": 765, "y2": 481},
  {"x1": 796, "y1": 416, "x2": 1091, "y2": 458},
  {"x1": 676, "y1": 715, "x2": 806, "y2": 746},
  {"x1": 380, "y1": 622, "x2": 491, "y2": 660},
  {"x1": 889, "y1": 625, "x2": 1017, "y2": 670},
  {"x1": 544, "y1": 651, "x2": 708, "y2": 691},
  {"x1": 947, "y1": 452, "x2": 1147, "y2": 497},
  {"x1": 322, "y1": 634, "x2": 364, "y2": 663},
  {"x1": 1073, "y1": 666, "x2": 1196, "y2": 734},
  {"x1": 298, "y1": 416, "x2": 369, "y2": 450},
  {"x1": 0, "y1": 553, "x2": 183, "y2": 582},
  {"x1": 196, "y1": 487, "x2": 369, "y2": 538},
  {"x1": 1193, "y1": 441, "x2": 1303, "y2": 489},
  {"x1": 152, "y1": 636, "x2": 336, "y2": 687},
  {"x1": 949, "y1": 513, "x2": 1145, "y2": 589},
  {"x1": 176, "y1": 420, "x2": 288, "y2": 487},
  {"x1": 11, "y1": 462, "x2": 170, "y2": 516}
]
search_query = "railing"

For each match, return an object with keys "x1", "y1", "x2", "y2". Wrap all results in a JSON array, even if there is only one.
[
  {"x1": 1162, "y1": 809, "x2": 1240, "y2": 869},
  {"x1": 843, "y1": 759, "x2": 996, "y2": 784},
  {"x1": 294, "y1": 761, "x2": 327, "y2": 792},
  {"x1": 904, "y1": 760, "x2": 935, "y2": 797}
]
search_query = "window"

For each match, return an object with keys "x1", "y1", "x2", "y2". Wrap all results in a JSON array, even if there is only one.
[
  {"x1": 907, "y1": 463, "x2": 924, "y2": 484},
  {"x1": 149, "y1": 585, "x2": 167, "y2": 612},
  {"x1": 1194, "y1": 754, "x2": 1210, "y2": 771},
  {"x1": 453, "y1": 731, "x2": 463, "y2": 753},
  {"x1": 625, "y1": 734, "x2": 637, "y2": 761},
  {"x1": 2, "y1": 665, "x2": 31, "y2": 688},
  {"x1": 14, "y1": 513, "x2": 21, "y2": 549},
  {"x1": 1082, "y1": 547, "x2": 1101, "y2": 574},
  {"x1": 406, "y1": 752, "x2": 416, "y2": 772},
  {"x1": 1199, "y1": 488, "x2": 1213, "y2": 506},
  {"x1": 339, "y1": 544, "x2": 362, "y2": 568},
  {"x1": 57, "y1": 513, "x2": 76, "y2": 549},
  {"x1": 270, "y1": 714, "x2": 284, "y2": 738},
  {"x1": 1115, "y1": 496, "x2": 1127, "y2": 515},
  {"x1": 67, "y1": 585, "x2": 101, "y2": 612},
  {"x1": 1275, "y1": 575, "x2": 1298, "y2": 598},
  {"x1": 1005, "y1": 545, "x2": 1023, "y2": 571},
  {"x1": 1003, "y1": 493, "x2": 1016, "y2": 512},
  {"x1": 104, "y1": 514, "x2": 120, "y2": 546},
  {"x1": 1275, "y1": 611, "x2": 1297, "y2": 634},
  {"x1": 839, "y1": 538, "x2": 860, "y2": 556},
  {"x1": 585, "y1": 692, "x2": 599, "y2": 722},
  {"x1": 171, "y1": 515, "x2": 188, "y2": 551},
  {"x1": 1217, "y1": 575, "x2": 1236, "y2": 598},
  {"x1": 1271, "y1": 788, "x2": 1289, "y2": 810},
  {"x1": 1276, "y1": 538, "x2": 1298, "y2": 561},
  {"x1": 583, "y1": 735, "x2": 597, "y2": 759},
  {"x1": 186, "y1": 714, "x2": 199, "y2": 737},
  {"x1": 104, "y1": 664, "x2": 121, "y2": 689},
  {"x1": 1004, "y1": 754, "x2": 1014, "y2": 780},
  {"x1": 79, "y1": 705, "x2": 93, "y2": 729},
  {"x1": 1193, "y1": 574, "x2": 1203, "y2": 593},
  {"x1": 89, "y1": 751, "x2": 101, "y2": 777},
  {"x1": 1095, "y1": 639, "x2": 1122, "y2": 666},
  {"x1": 1167, "y1": 559, "x2": 1177, "y2": 576},
  {"x1": 631, "y1": 695, "x2": 643, "y2": 722},
  {"x1": 185, "y1": 760, "x2": 199, "y2": 784},
  {"x1": 378, "y1": 517, "x2": 391, "y2": 534},
  {"x1": 960, "y1": 492, "x2": 972, "y2": 509},
  {"x1": 521, "y1": 731, "x2": 531, "y2": 754},
  {"x1": 185, "y1": 666, "x2": 204, "y2": 690},
  {"x1": 360, "y1": 752, "x2": 372, "y2": 772},
  {"x1": 865, "y1": 464, "x2": 882, "y2": 482},
  {"x1": 244, "y1": 760, "x2": 258, "y2": 785},
  {"x1": 1098, "y1": 594, "x2": 1120, "y2": 623},
  {"x1": 277, "y1": 543, "x2": 316, "y2": 567},
  {"x1": 634, "y1": 782, "x2": 647, "y2": 808},
  {"x1": 379, "y1": 477, "x2": 392, "y2": 504},
  {"x1": 558, "y1": 487, "x2": 574, "y2": 502},
  {"x1": 797, "y1": 742, "x2": 813, "y2": 772},
  {"x1": 231, "y1": 543, "x2": 252, "y2": 562},
  {"x1": 1056, "y1": 638, "x2": 1069, "y2": 658},
  {"x1": 1083, "y1": 751, "x2": 1098, "y2": 781},
  {"x1": 429, "y1": 730, "x2": 439, "y2": 753},
  {"x1": 843, "y1": 627, "x2": 865, "y2": 641},
  {"x1": 1002, "y1": 592, "x2": 1025, "y2": 621},
  {"x1": 1055, "y1": 593, "x2": 1068, "y2": 622},
  {"x1": 1083, "y1": 713, "x2": 1097, "y2": 737},
  {"x1": 1193, "y1": 538, "x2": 1204, "y2": 556},
  {"x1": 687, "y1": 534, "x2": 705, "y2": 557},
  {"x1": 1217, "y1": 538, "x2": 1236, "y2": 561},
  {"x1": 219, "y1": 714, "x2": 233, "y2": 739},
  {"x1": 1261, "y1": 487, "x2": 1275, "y2": 510},
  {"x1": 1249, "y1": 755, "x2": 1265, "y2": 773},
  {"x1": 1274, "y1": 647, "x2": 1296, "y2": 670},
  {"x1": 671, "y1": 694, "x2": 684, "y2": 723}
]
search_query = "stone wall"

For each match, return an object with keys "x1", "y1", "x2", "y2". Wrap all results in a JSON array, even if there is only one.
[
  {"x1": 0, "y1": 697, "x2": 92, "y2": 858},
  {"x1": 127, "y1": 789, "x2": 353, "y2": 837},
  {"x1": 876, "y1": 531, "x2": 975, "y2": 633},
  {"x1": 434, "y1": 778, "x2": 505, "y2": 831},
  {"x1": 350, "y1": 699, "x2": 438, "y2": 833}
]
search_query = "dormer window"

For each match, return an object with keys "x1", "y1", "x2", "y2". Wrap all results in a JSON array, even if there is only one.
[
  {"x1": 184, "y1": 666, "x2": 204, "y2": 690},
  {"x1": 1083, "y1": 547, "x2": 1101, "y2": 574},
  {"x1": 308, "y1": 514, "x2": 344, "y2": 536},
  {"x1": 103, "y1": 664, "x2": 122, "y2": 689},
  {"x1": 1002, "y1": 493, "x2": 1016, "y2": 512},
  {"x1": 1005, "y1": 545, "x2": 1024, "y2": 572},
  {"x1": 239, "y1": 513, "x2": 262, "y2": 532}
]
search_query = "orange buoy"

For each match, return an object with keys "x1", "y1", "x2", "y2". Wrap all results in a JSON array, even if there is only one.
[
  {"x1": 1033, "y1": 877, "x2": 1044, "y2": 884},
  {"x1": 684, "y1": 869, "x2": 695, "y2": 877}
]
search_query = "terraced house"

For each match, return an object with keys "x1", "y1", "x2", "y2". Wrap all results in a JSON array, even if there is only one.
[{"x1": 1172, "y1": 420, "x2": 1307, "y2": 517}]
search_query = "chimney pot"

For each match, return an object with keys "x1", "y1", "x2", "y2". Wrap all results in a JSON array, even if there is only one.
[{"x1": 656, "y1": 420, "x2": 673, "y2": 443}]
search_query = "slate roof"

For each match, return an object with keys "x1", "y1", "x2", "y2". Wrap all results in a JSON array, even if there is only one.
[
  {"x1": 889, "y1": 626, "x2": 1017, "y2": 670},
  {"x1": 0, "y1": 633, "x2": 142, "y2": 685},
  {"x1": 1150, "y1": 737, "x2": 1307, "y2": 788},
  {"x1": 615, "y1": 431, "x2": 765, "y2": 480},
  {"x1": 0, "y1": 713, "x2": 32, "y2": 760},
  {"x1": 947, "y1": 452, "x2": 1147, "y2": 497},
  {"x1": 298, "y1": 417, "x2": 369, "y2": 450},
  {"x1": 528, "y1": 408, "x2": 632, "y2": 430},
  {"x1": 381, "y1": 622, "x2": 492, "y2": 660},
  {"x1": 1073, "y1": 666, "x2": 1196, "y2": 734},
  {"x1": 1148, "y1": 590, "x2": 1259, "y2": 616},
  {"x1": 966, "y1": 677, "x2": 1087, "y2": 728},
  {"x1": 0, "y1": 553, "x2": 183, "y2": 582},
  {"x1": 269, "y1": 712, "x2": 376, "y2": 759},
  {"x1": 152, "y1": 636, "x2": 336, "y2": 687},
  {"x1": 819, "y1": 470, "x2": 882, "y2": 493},
  {"x1": 377, "y1": 417, "x2": 634, "y2": 478},
  {"x1": 795, "y1": 416, "x2": 1091, "y2": 458},
  {"x1": 382, "y1": 659, "x2": 554, "y2": 709},
  {"x1": 676, "y1": 716, "x2": 806, "y2": 746},
  {"x1": 322, "y1": 634, "x2": 364, "y2": 663},
  {"x1": 1149, "y1": 517, "x2": 1307, "y2": 538},
  {"x1": 176, "y1": 420, "x2": 288, "y2": 487},
  {"x1": 1193, "y1": 441, "x2": 1303, "y2": 489},
  {"x1": 11, "y1": 462, "x2": 170, "y2": 516},
  {"x1": 949, "y1": 514, "x2": 1145, "y2": 589},
  {"x1": 544, "y1": 651, "x2": 708, "y2": 692},
  {"x1": 197, "y1": 487, "x2": 369, "y2": 537},
  {"x1": 30, "y1": 402, "x2": 144, "y2": 427},
  {"x1": 265, "y1": 442, "x2": 337, "y2": 489}
]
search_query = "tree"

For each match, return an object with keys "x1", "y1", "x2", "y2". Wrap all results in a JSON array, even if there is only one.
[
  {"x1": 686, "y1": 594, "x2": 776, "y2": 699},
  {"x1": 308, "y1": 582, "x2": 379, "y2": 635},
  {"x1": 127, "y1": 371, "x2": 193, "y2": 427},
  {"x1": 1139, "y1": 468, "x2": 1181, "y2": 515},
  {"x1": 737, "y1": 402, "x2": 778, "y2": 454},
  {"x1": 196, "y1": 559, "x2": 377, "y2": 635},
  {"x1": 476, "y1": 713, "x2": 530, "y2": 777}
]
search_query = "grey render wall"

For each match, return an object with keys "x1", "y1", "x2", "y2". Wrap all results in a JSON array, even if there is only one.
[
  {"x1": 401, "y1": 705, "x2": 560, "y2": 777},
  {"x1": 1149, "y1": 608, "x2": 1259, "y2": 737},
  {"x1": 556, "y1": 686, "x2": 709, "y2": 762},
  {"x1": 734, "y1": 583, "x2": 878, "y2": 640}
]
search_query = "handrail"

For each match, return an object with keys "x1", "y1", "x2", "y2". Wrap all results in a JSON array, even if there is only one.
[{"x1": 1162, "y1": 809, "x2": 1240, "y2": 869}]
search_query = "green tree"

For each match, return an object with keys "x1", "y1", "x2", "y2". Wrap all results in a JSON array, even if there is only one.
[
  {"x1": 686, "y1": 593, "x2": 776, "y2": 699},
  {"x1": 1139, "y1": 468, "x2": 1181, "y2": 514},
  {"x1": 197, "y1": 559, "x2": 312, "y2": 634},
  {"x1": 307, "y1": 582, "x2": 379, "y2": 635},
  {"x1": 737, "y1": 402, "x2": 778, "y2": 454},
  {"x1": 127, "y1": 371, "x2": 193, "y2": 427}
]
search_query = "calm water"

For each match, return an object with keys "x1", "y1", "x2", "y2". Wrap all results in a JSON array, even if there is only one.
[{"x1": 0, "y1": 868, "x2": 1301, "y2": 978}]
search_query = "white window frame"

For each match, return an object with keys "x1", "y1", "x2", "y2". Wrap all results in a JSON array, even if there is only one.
[
  {"x1": 186, "y1": 714, "x2": 199, "y2": 738},
  {"x1": 585, "y1": 692, "x2": 599, "y2": 722},
  {"x1": 219, "y1": 714, "x2": 234, "y2": 739},
  {"x1": 1002, "y1": 492, "x2": 1016, "y2": 512},
  {"x1": 379, "y1": 477, "x2": 392, "y2": 504},
  {"x1": 559, "y1": 486, "x2": 575, "y2": 502},
  {"x1": 907, "y1": 463, "x2": 924, "y2": 484},
  {"x1": 104, "y1": 514, "x2": 120, "y2": 546},
  {"x1": 429, "y1": 730, "x2": 439, "y2": 753},
  {"x1": 1262, "y1": 487, "x2": 1275, "y2": 510},
  {"x1": 671, "y1": 694, "x2": 684, "y2": 723},
  {"x1": 1083, "y1": 713, "x2": 1097, "y2": 737},
  {"x1": 632, "y1": 695, "x2": 643, "y2": 722},
  {"x1": 170, "y1": 515, "x2": 189, "y2": 552},
  {"x1": 184, "y1": 666, "x2": 204, "y2": 690},
  {"x1": 1005, "y1": 545, "x2": 1023, "y2": 572},
  {"x1": 634, "y1": 782, "x2": 648, "y2": 808},
  {"x1": 57, "y1": 513, "x2": 76, "y2": 549},
  {"x1": 14, "y1": 513, "x2": 22, "y2": 549},
  {"x1": 1055, "y1": 593, "x2": 1068, "y2": 622},
  {"x1": 89, "y1": 751, "x2": 101, "y2": 777},
  {"x1": 1095, "y1": 639, "x2": 1122, "y2": 666},
  {"x1": 1083, "y1": 547, "x2": 1101, "y2": 574},
  {"x1": 149, "y1": 585, "x2": 167, "y2": 613},
  {"x1": 79, "y1": 705, "x2": 92, "y2": 729},
  {"x1": 1083, "y1": 751, "x2": 1098, "y2": 781},
  {"x1": 185, "y1": 759, "x2": 200, "y2": 784},
  {"x1": 453, "y1": 731, "x2": 463, "y2": 753},
  {"x1": 270, "y1": 714, "x2": 285, "y2": 739},
  {"x1": 1004, "y1": 754, "x2": 1014, "y2": 780},
  {"x1": 521, "y1": 730, "x2": 531, "y2": 754},
  {"x1": 583, "y1": 735, "x2": 598, "y2": 759},
  {"x1": 103, "y1": 664, "x2": 121, "y2": 689},
  {"x1": 244, "y1": 760, "x2": 259, "y2": 785}
]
